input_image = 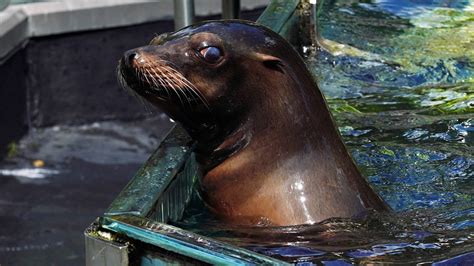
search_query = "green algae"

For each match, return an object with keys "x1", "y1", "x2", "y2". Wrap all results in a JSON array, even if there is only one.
[
  {"x1": 315, "y1": 3, "x2": 473, "y2": 79},
  {"x1": 7, "y1": 142, "x2": 18, "y2": 159},
  {"x1": 323, "y1": 83, "x2": 473, "y2": 116},
  {"x1": 380, "y1": 146, "x2": 396, "y2": 157},
  {"x1": 327, "y1": 98, "x2": 362, "y2": 113},
  {"x1": 389, "y1": 7, "x2": 474, "y2": 73},
  {"x1": 403, "y1": 83, "x2": 474, "y2": 115}
]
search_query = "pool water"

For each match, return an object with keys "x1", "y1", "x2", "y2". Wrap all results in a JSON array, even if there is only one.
[
  {"x1": 177, "y1": 0, "x2": 473, "y2": 264},
  {"x1": 313, "y1": 0, "x2": 473, "y2": 219}
]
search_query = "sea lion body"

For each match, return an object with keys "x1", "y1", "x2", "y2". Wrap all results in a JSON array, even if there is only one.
[{"x1": 118, "y1": 20, "x2": 389, "y2": 226}]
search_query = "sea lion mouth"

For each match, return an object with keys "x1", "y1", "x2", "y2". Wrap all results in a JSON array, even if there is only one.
[{"x1": 117, "y1": 52, "x2": 209, "y2": 110}]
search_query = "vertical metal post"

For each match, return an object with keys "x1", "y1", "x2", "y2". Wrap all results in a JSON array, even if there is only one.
[
  {"x1": 310, "y1": 0, "x2": 318, "y2": 35},
  {"x1": 222, "y1": 0, "x2": 240, "y2": 19},
  {"x1": 174, "y1": 0, "x2": 195, "y2": 30},
  {"x1": 0, "y1": 0, "x2": 9, "y2": 12},
  {"x1": 85, "y1": 227, "x2": 129, "y2": 266},
  {"x1": 309, "y1": 0, "x2": 320, "y2": 48}
]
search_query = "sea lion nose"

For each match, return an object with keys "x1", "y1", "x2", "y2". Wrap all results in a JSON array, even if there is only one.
[{"x1": 122, "y1": 50, "x2": 140, "y2": 68}]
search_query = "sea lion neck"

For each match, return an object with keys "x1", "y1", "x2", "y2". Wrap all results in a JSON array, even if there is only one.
[{"x1": 199, "y1": 57, "x2": 389, "y2": 225}]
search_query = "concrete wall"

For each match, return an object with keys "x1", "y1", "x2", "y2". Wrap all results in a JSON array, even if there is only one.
[
  {"x1": 0, "y1": 1, "x2": 267, "y2": 156},
  {"x1": 25, "y1": 20, "x2": 175, "y2": 126},
  {"x1": 0, "y1": 47, "x2": 27, "y2": 155},
  {"x1": 0, "y1": 0, "x2": 270, "y2": 58}
]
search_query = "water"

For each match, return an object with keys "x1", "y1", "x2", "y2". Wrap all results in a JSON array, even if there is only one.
[{"x1": 176, "y1": 0, "x2": 474, "y2": 264}]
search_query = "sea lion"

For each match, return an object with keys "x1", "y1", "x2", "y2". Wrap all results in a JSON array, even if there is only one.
[{"x1": 118, "y1": 20, "x2": 389, "y2": 226}]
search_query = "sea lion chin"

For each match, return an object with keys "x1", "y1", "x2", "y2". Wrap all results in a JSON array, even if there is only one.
[{"x1": 118, "y1": 20, "x2": 389, "y2": 226}]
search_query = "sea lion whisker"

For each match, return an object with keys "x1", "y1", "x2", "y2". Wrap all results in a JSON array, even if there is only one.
[
  {"x1": 115, "y1": 64, "x2": 155, "y2": 113},
  {"x1": 145, "y1": 59, "x2": 192, "y2": 107},
  {"x1": 116, "y1": 66, "x2": 124, "y2": 89},
  {"x1": 139, "y1": 69, "x2": 151, "y2": 90},
  {"x1": 160, "y1": 74, "x2": 186, "y2": 108},
  {"x1": 144, "y1": 68, "x2": 171, "y2": 99},
  {"x1": 151, "y1": 59, "x2": 209, "y2": 110},
  {"x1": 130, "y1": 85, "x2": 153, "y2": 113},
  {"x1": 170, "y1": 77, "x2": 194, "y2": 108},
  {"x1": 144, "y1": 67, "x2": 163, "y2": 89},
  {"x1": 153, "y1": 65, "x2": 187, "y2": 108},
  {"x1": 143, "y1": 68, "x2": 162, "y2": 92},
  {"x1": 180, "y1": 83, "x2": 207, "y2": 109},
  {"x1": 161, "y1": 66, "x2": 196, "y2": 108},
  {"x1": 140, "y1": 61, "x2": 159, "y2": 85},
  {"x1": 117, "y1": 67, "x2": 129, "y2": 92},
  {"x1": 142, "y1": 61, "x2": 174, "y2": 100},
  {"x1": 135, "y1": 67, "x2": 148, "y2": 90},
  {"x1": 116, "y1": 66, "x2": 127, "y2": 92},
  {"x1": 134, "y1": 68, "x2": 141, "y2": 87},
  {"x1": 140, "y1": 67, "x2": 154, "y2": 88},
  {"x1": 118, "y1": 70, "x2": 154, "y2": 113},
  {"x1": 170, "y1": 78, "x2": 194, "y2": 104},
  {"x1": 117, "y1": 67, "x2": 135, "y2": 96},
  {"x1": 163, "y1": 66, "x2": 199, "y2": 98},
  {"x1": 149, "y1": 65, "x2": 183, "y2": 104},
  {"x1": 185, "y1": 84, "x2": 210, "y2": 110},
  {"x1": 163, "y1": 66, "x2": 210, "y2": 110}
]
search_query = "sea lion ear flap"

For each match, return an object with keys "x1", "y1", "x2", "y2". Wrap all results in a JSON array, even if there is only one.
[{"x1": 252, "y1": 52, "x2": 285, "y2": 74}]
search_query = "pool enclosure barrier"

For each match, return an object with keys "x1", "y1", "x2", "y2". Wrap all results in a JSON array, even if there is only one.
[
  {"x1": 85, "y1": 0, "x2": 312, "y2": 264},
  {"x1": 174, "y1": 0, "x2": 242, "y2": 30}
]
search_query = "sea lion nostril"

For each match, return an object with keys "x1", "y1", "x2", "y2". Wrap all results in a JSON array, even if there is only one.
[{"x1": 123, "y1": 50, "x2": 139, "y2": 68}]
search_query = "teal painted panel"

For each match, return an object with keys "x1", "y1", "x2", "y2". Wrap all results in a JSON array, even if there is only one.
[
  {"x1": 257, "y1": 0, "x2": 300, "y2": 32},
  {"x1": 148, "y1": 153, "x2": 200, "y2": 223},
  {"x1": 106, "y1": 126, "x2": 193, "y2": 217},
  {"x1": 101, "y1": 216, "x2": 290, "y2": 265},
  {"x1": 0, "y1": 0, "x2": 9, "y2": 11}
]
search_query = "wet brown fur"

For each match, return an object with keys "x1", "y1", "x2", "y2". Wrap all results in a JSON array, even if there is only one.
[{"x1": 118, "y1": 20, "x2": 389, "y2": 226}]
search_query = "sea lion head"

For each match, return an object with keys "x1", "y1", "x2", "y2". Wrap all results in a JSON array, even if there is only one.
[{"x1": 118, "y1": 20, "x2": 298, "y2": 144}]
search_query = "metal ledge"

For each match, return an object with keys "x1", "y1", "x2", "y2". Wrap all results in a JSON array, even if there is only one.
[{"x1": 99, "y1": 215, "x2": 289, "y2": 265}]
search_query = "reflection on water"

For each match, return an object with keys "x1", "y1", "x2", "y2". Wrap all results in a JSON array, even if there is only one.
[{"x1": 177, "y1": 0, "x2": 473, "y2": 264}]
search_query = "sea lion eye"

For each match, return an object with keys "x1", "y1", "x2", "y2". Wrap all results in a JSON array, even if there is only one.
[{"x1": 199, "y1": 46, "x2": 222, "y2": 63}]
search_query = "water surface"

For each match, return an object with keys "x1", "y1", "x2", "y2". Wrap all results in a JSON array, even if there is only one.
[{"x1": 178, "y1": 0, "x2": 474, "y2": 264}]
